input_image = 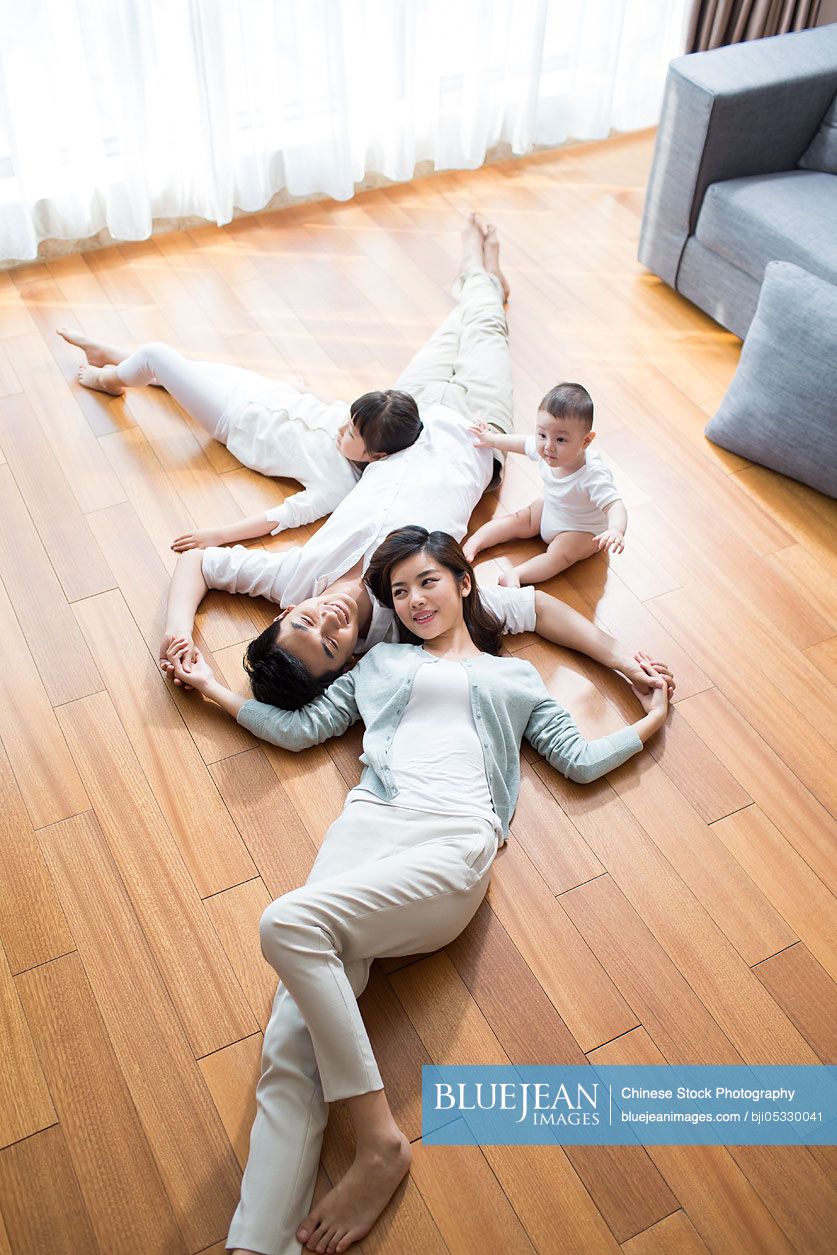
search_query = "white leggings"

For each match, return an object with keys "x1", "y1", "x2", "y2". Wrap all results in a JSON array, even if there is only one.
[
  {"x1": 226, "y1": 799, "x2": 498, "y2": 1255},
  {"x1": 115, "y1": 343, "x2": 270, "y2": 436}
]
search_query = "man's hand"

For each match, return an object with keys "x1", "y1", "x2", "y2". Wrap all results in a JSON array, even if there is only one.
[
  {"x1": 467, "y1": 420, "x2": 496, "y2": 448},
  {"x1": 594, "y1": 527, "x2": 625, "y2": 555},
  {"x1": 171, "y1": 527, "x2": 226, "y2": 553}
]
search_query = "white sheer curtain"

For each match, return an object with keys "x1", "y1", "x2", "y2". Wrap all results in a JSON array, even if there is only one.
[{"x1": 0, "y1": 0, "x2": 688, "y2": 262}]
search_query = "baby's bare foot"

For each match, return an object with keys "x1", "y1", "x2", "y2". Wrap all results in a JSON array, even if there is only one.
[
  {"x1": 296, "y1": 1131, "x2": 411, "y2": 1254},
  {"x1": 57, "y1": 327, "x2": 129, "y2": 368},
  {"x1": 77, "y1": 364, "x2": 125, "y2": 396},
  {"x1": 498, "y1": 566, "x2": 521, "y2": 588},
  {"x1": 483, "y1": 224, "x2": 510, "y2": 303}
]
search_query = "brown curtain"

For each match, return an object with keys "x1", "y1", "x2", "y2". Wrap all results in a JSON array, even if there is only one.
[{"x1": 687, "y1": 0, "x2": 822, "y2": 52}]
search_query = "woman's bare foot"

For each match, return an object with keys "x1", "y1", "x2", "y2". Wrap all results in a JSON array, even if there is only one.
[
  {"x1": 460, "y1": 211, "x2": 486, "y2": 271},
  {"x1": 56, "y1": 327, "x2": 129, "y2": 368},
  {"x1": 483, "y1": 224, "x2": 510, "y2": 303},
  {"x1": 77, "y1": 364, "x2": 125, "y2": 396},
  {"x1": 296, "y1": 1130, "x2": 412, "y2": 1254}
]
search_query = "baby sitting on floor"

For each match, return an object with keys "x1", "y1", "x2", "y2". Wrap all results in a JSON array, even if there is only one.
[{"x1": 464, "y1": 382, "x2": 626, "y2": 587}]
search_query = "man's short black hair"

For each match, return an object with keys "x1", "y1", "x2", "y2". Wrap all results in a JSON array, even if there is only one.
[{"x1": 244, "y1": 621, "x2": 343, "y2": 710}]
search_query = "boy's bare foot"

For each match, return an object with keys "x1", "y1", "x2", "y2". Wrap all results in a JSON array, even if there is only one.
[
  {"x1": 460, "y1": 211, "x2": 486, "y2": 271},
  {"x1": 296, "y1": 1131, "x2": 411, "y2": 1253},
  {"x1": 56, "y1": 327, "x2": 129, "y2": 368},
  {"x1": 483, "y1": 224, "x2": 510, "y2": 303},
  {"x1": 498, "y1": 566, "x2": 521, "y2": 588},
  {"x1": 77, "y1": 364, "x2": 125, "y2": 396}
]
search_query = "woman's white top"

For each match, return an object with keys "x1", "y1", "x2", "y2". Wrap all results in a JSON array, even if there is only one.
[
  {"x1": 524, "y1": 436, "x2": 621, "y2": 541},
  {"x1": 347, "y1": 654, "x2": 501, "y2": 834},
  {"x1": 218, "y1": 379, "x2": 359, "y2": 532}
]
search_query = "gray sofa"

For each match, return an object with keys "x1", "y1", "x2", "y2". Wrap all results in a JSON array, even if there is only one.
[{"x1": 639, "y1": 24, "x2": 837, "y2": 339}]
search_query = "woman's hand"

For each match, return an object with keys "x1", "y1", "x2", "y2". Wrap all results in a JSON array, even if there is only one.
[
  {"x1": 633, "y1": 670, "x2": 669, "y2": 718},
  {"x1": 171, "y1": 527, "x2": 226, "y2": 553}
]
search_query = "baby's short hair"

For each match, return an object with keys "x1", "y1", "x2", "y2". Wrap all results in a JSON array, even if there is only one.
[{"x1": 539, "y1": 382, "x2": 594, "y2": 432}]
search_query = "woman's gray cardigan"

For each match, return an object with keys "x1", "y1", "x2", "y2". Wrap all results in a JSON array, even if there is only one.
[{"x1": 237, "y1": 643, "x2": 643, "y2": 840}]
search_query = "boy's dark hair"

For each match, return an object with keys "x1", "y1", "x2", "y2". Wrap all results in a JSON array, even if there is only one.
[
  {"x1": 349, "y1": 389, "x2": 423, "y2": 462},
  {"x1": 244, "y1": 621, "x2": 343, "y2": 710},
  {"x1": 365, "y1": 526, "x2": 504, "y2": 656},
  {"x1": 539, "y1": 382, "x2": 594, "y2": 432}
]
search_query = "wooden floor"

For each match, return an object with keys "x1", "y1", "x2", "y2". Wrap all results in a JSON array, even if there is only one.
[{"x1": 0, "y1": 129, "x2": 835, "y2": 1255}]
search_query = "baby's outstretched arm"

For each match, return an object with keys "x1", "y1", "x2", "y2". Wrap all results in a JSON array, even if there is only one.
[
  {"x1": 468, "y1": 420, "x2": 527, "y2": 455},
  {"x1": 594, "y1": 500, "x2": 628, "y2": 555}
]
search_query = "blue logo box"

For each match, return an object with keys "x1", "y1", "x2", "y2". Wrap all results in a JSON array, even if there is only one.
[{"x1": 422, "y1": 1065, "x2": 837, "y2": 1146}]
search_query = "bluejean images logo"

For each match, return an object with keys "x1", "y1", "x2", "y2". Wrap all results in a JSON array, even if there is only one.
[
  {"x1": 422, "y1": 1065, "x2": 837, "y2": 1147},
  {"x1": 434, "y1": 1077, "x2": 602, "y2": 1127}
]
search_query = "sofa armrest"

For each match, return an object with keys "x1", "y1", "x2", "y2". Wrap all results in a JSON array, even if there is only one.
[{"x1": 639, "y1": 24, "x2": 837, "y2": 286}]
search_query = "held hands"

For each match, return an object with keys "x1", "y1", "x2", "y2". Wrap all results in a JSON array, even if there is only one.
[
  {"x1": 594, "y1": 527, "x2": 625, "y2": 555},
  {"x1": 171, "y1": 527, "x2": 226, "y2": 553},
  {"x1": 632, "y1": 649, "x2": 675, "y2": 700},
  {"x1": 467, "y1": 420, "x2": 496, "y2": 449},
  {"x1": 163, "y1": 637, "x2": 214, "y2": 693},
  {"x1": 631, "y1": 652, "x2": 671, "y2": 728},
  {"x1": 159, "y1": 631, "x2": 197, "y2": 687}
]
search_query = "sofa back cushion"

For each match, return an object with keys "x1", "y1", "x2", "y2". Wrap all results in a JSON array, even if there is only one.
[
  {"x1": 798, "y1": 93, "x2": 837, "y2": 174},
  {"x1": 704, "y1": 261, "x2": 837, "y2": 498}
]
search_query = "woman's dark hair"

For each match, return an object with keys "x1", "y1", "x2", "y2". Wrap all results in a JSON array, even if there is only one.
[
  {"x1": 364, "y1": 526, "x2": 504, "y2": 656},
  {"x1": 348, "y1": 390, "x2": 423, "y2": 465},
  {"x1": 539, "y1": 382, "x2": 594, "y2": 431},
  {"x1": 244, "y1": 621, "x2": 343, "y2": 710}
]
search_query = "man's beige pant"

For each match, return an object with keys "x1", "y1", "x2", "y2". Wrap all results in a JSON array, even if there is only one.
[
  {"x1": 393, "y1": 266, "x2": 514, "y2": 478},
  {"x1": 226, "y1": 800, "x2": 498, "y2": 1254}
]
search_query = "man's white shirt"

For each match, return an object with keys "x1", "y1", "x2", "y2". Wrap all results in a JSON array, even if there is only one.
[{"x1": 201, "y1": 401, "x2": 537, "y2": 650}]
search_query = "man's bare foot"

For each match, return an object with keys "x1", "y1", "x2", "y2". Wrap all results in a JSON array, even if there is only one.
[
  {"x1": 56, "y1": 327, "x2": 129, "y2": 368},
  {"x1": 483, "y1": 224, "x2": 510, "y2": 303},
  {"x1": 460, "y1": 211, "x2": 486, "y2": 271},
  {"x1": 77, "y1": 363, "x2": 125, "y2": 396},
  {"x1": 296, "y1": 1131, "x2": 411, "y2": 1253},
  {"x1": 498, "y1": 566, "x2": 521, "y2": 588}
]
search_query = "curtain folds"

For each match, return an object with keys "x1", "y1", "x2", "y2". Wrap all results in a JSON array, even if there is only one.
[
  {"x1": 687, "y1": 0, "x2": 822, "y2": 52},
  {"x1": 0, "y1": 0, "x2": 689, "y2": 263}
]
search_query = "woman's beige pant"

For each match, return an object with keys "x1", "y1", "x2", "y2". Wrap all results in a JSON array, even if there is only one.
[{"x1": 225, "y1": 800, "x2": 498, "y2": 1254}]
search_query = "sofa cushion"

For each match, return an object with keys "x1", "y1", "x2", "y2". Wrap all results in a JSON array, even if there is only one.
[
  {"x1": 799, "y1": 93, "x2": 837, "y2": 175},
  {"x1": 704, "y1": 261, "x2": 836, "y2": 498},
  {"x1": 695, "y1": 170, "x2": 837, "y2": 286}
]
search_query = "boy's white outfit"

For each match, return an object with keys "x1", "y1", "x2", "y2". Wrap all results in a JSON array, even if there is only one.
[
  {"x1": 216, "y1": 384, "x2": 358, "y2": 533},
  {"x1": 524, "y1": 435, "x2": 621, "y2": 542},
  {"x1": 114, "y1": 342, "x2": 359, "y2": 530}
]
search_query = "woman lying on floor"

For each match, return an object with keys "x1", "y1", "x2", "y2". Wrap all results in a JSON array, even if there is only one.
[{"x1": 170, "y1": 525, "x2": 669, "y2": 1255}]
